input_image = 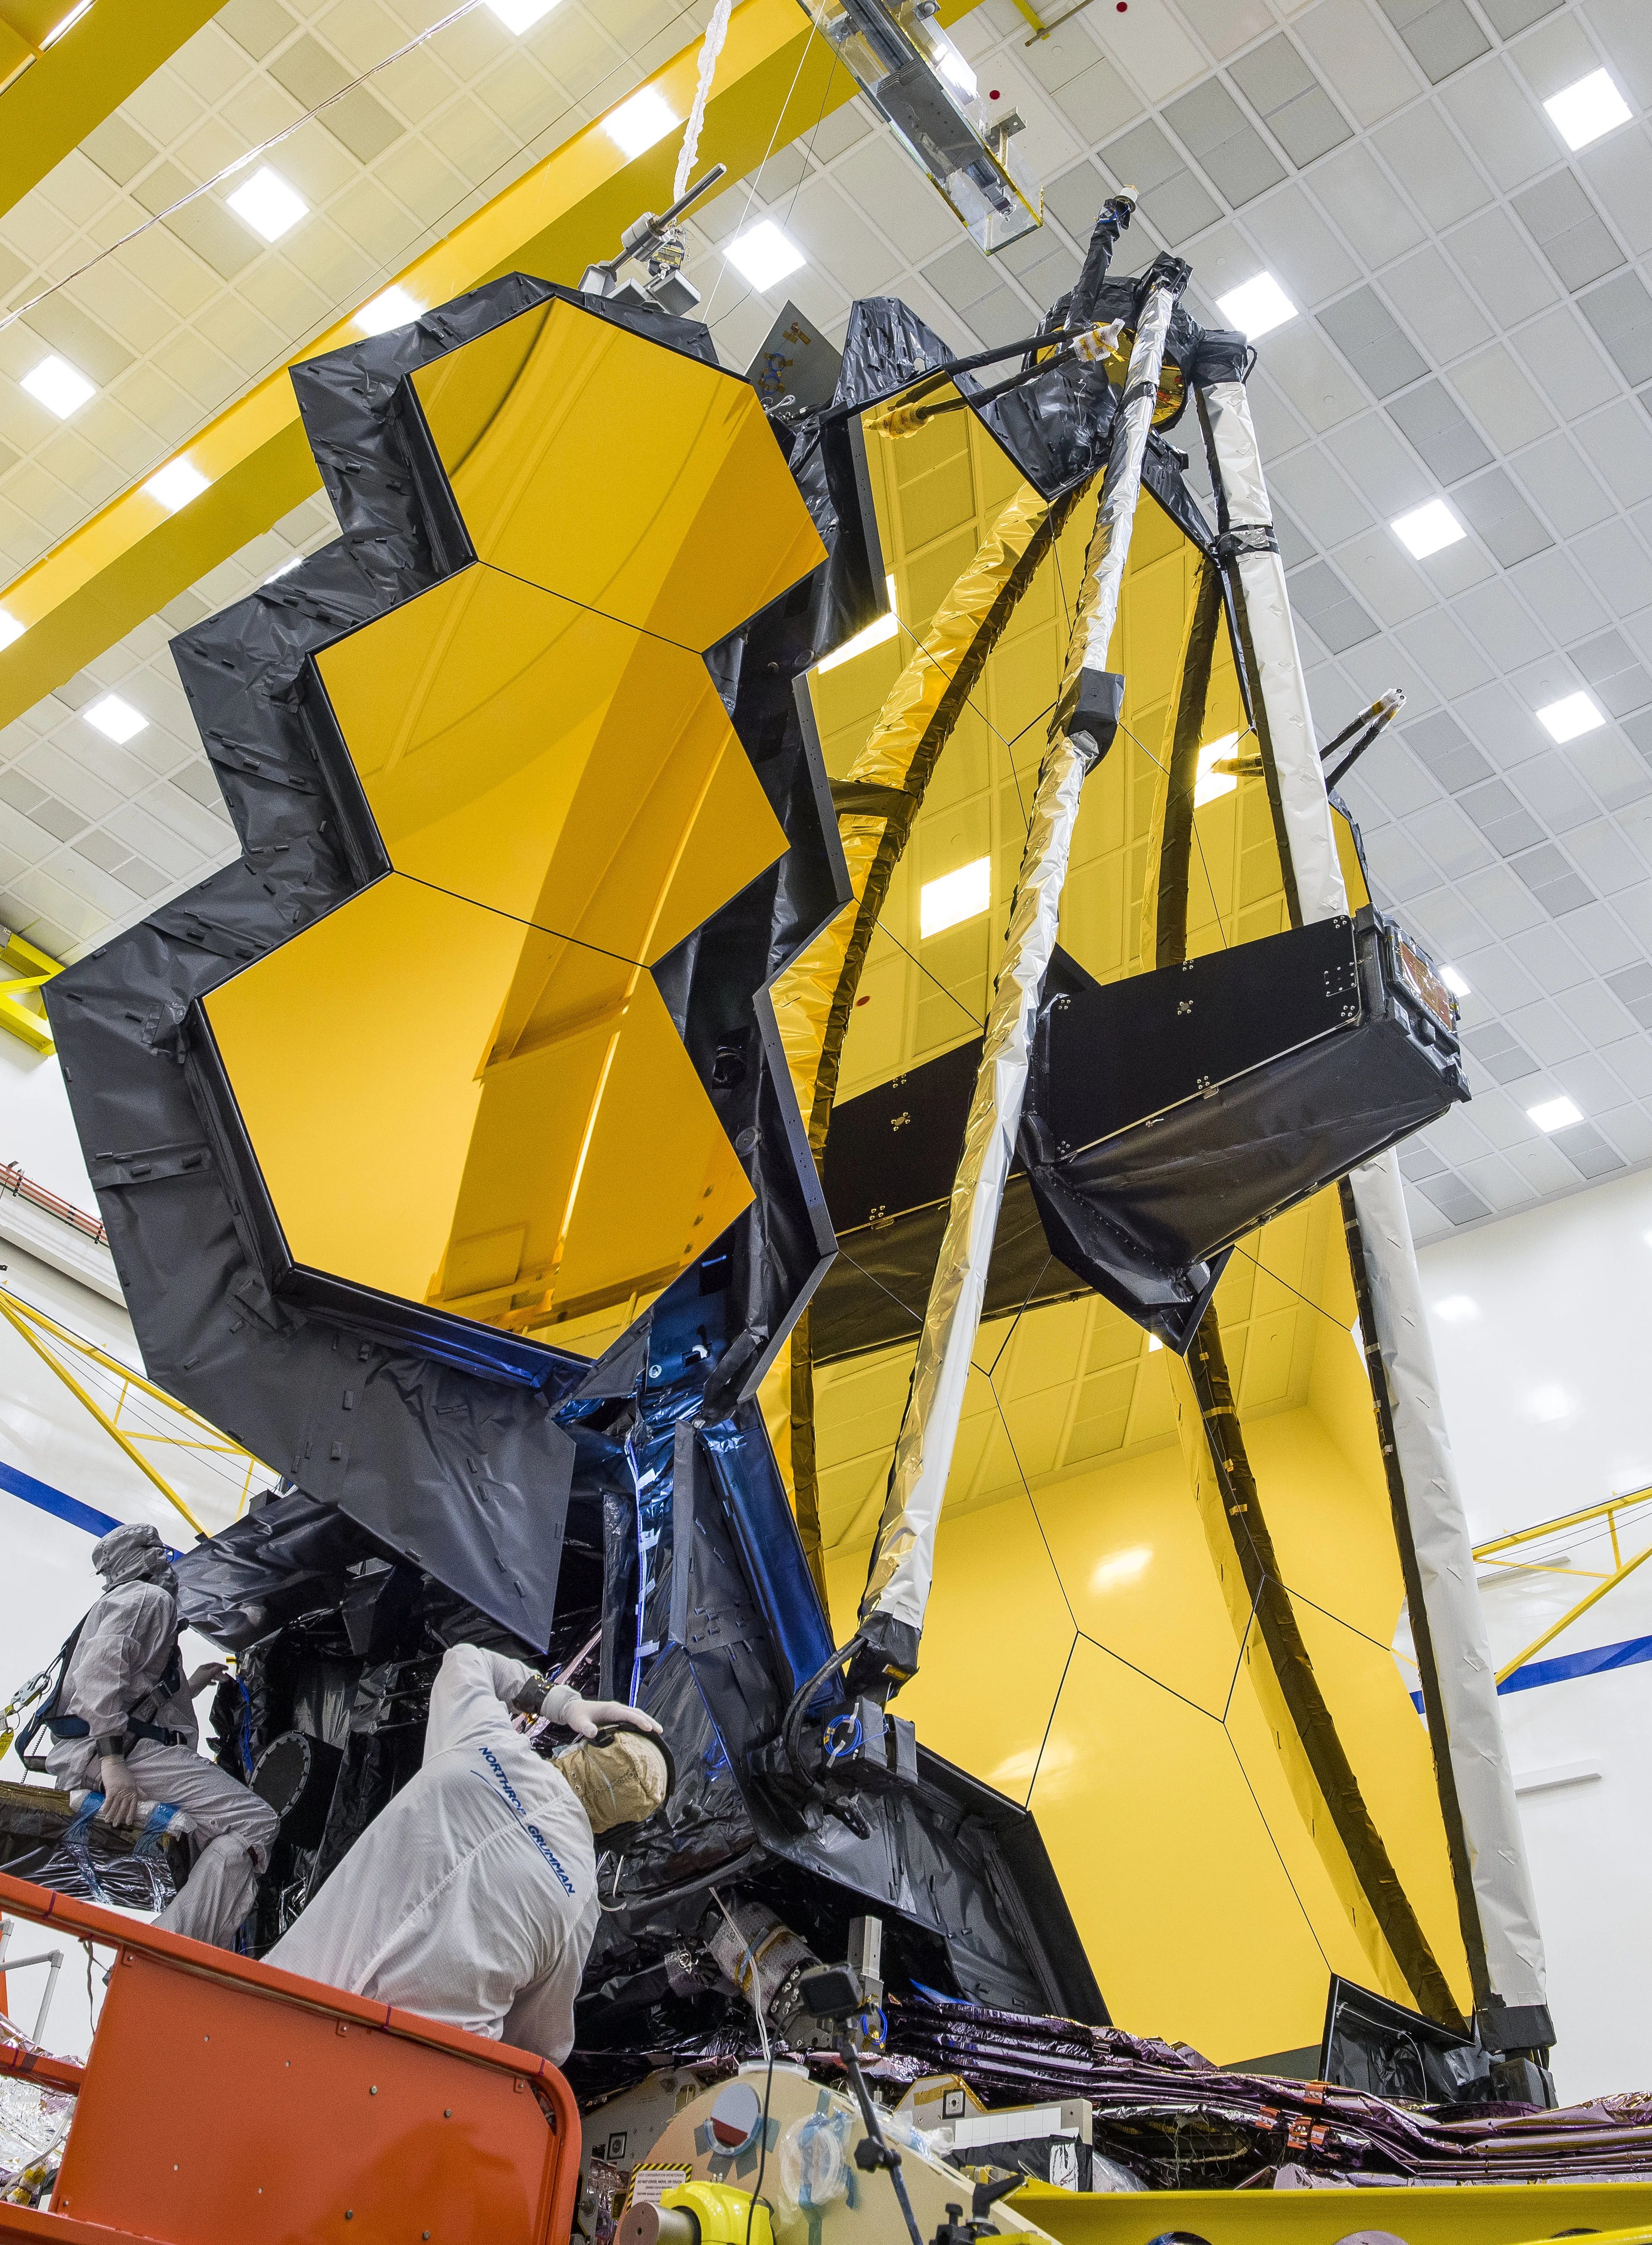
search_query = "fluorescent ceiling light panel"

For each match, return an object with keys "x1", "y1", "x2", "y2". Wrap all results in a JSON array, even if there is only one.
[
  {"x1": 145, "y1": 458, "x2": 209, "y2": 512},
  {"x1": 1538, "y1": 691, "x2": 1605, "y2": 743},
  {"x1": 1431, "y1": 1294, "x2": 1479, "y2": 1323},
  {"x1": 40, "y1": 0, "x2": 93, "y2": 45},
  {"x1": 1215, "y1": 271, "x2": 1296, "y2": 340},
  {"x1": 920, "y1": 855, "x2": 990, "y2": 939},
  {"x1": 817, "y1": 576, "x2": 898, "y2": 671},
  {"x1": 484, "y1": 0, "x2": 559, "y2": 31},
  {"x1": 21, "y1": 354, "x2": 94, "y2": 419},
  {"x1": 85, "y1": 693, "x2": 147, "y2": 744},
  {"x1": 227, "y1": 166, "x2": 307, "y2": 242},
  {"x1": 1440, "y1": 965, "x2": 1470, "y2": 997},
  {"x1": 1528, "y1": 1094, "x2": 1582, "y2": 1132},
  {"x1": 0, "y1": 611, "x2": 24, "y2": 651},
  {"x1": 1545, "y1": 70, "x2": 1631, "y2": 152},
  {"x1": 1392, "y1": 499, "x2": 1464, "y2": 559},
  {"x1": 605, "y1": 87, "x2": 678, "y2": 159},
  {"x1": 726, "y1": 220, "x2": 805, "y2": 294},
  {"x1": 1194, "y1": 734, "x2": 1238, "y2": 807},
  {"x1": 355, "y1": 285, "x2": 424, "y2": 335}
]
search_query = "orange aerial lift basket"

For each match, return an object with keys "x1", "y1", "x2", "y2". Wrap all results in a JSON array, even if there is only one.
[{"x1": 0, "y1": 1869, "x2": 581, "y2": 2245}]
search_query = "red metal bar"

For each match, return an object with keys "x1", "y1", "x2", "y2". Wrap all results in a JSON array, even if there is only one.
[
  {"x1": 0, "y1": 1165, "x2": 106, "y2": 1246},
  {"x1": 0, "y1": 2204, "x2": 171, "y2": 2245},
  {"x1": 0, "y1": 2042, "x2": 84, "y2": 2096}
]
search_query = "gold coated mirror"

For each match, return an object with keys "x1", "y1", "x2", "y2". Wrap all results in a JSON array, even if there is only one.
[{"x1": 203, "y1": 300, "x2": 826, "y2": 1341}]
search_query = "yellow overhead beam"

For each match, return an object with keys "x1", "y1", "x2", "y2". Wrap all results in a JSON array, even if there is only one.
[
  {"x1": 0, "y1": 0, "x2": 225, "y2": 218},
  {"x1": 0, "y1": 925, "x2": 60, "y2": 1052},
  {"x1": 0, "y1": 0, "x2": 979, "y2": 730},
  {"x1": 1474, "y1": 1485, "x2": 1652, "y2": 1559}
]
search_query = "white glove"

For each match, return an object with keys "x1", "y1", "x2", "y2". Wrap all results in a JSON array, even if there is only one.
[
  {"x1": 540, "y1": 1686, "x2": 662, "y2": 1741},
  {"x1": 97, "y1": 1753, "x2": 142, "y2": 1826}
]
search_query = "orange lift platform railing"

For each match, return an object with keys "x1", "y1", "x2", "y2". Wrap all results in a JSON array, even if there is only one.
[{"x1": 0, "y1": 1868, "x2": 581, "y2": 2245}]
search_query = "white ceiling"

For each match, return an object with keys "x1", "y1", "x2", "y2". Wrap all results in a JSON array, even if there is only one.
[{"x1": 4, "y1": 0, "x2": 1652, "y2": 1251}]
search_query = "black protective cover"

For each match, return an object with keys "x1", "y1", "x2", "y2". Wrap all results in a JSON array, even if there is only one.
[
  {"x1": 577, "y1": 1405, "x2": 1107, "y2": 2032},
  {"x1": 1022, "y1": 906, "x2": 1467, "y2": 1345},
  {"x1": 45, "y1": 275, "x2": 847, "y2": 1648},
  {"x1": 809, "y1": 910, "x2": 1465, "y2": 1359}
]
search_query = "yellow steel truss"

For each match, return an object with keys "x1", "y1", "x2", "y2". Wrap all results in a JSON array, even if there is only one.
[
  {"x1": 1474, "y1": 1487, "x2": 1652, "y2": 1686},
  {"x1": 0, "y1": 1286, "x2": 271, "y2": 1536},
  {"x1": 0, "y1": 926, "x2": 59, "y2": 1054}
]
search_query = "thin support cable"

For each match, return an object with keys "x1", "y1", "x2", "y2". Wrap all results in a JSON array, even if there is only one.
[{"x1": 872, "y1": 916, "x2": 986, "y2": 1031}]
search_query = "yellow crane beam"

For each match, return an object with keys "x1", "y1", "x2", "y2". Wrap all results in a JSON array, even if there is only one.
[
  {"x1": 0, "y1": 0, "x2": 225, "y2": 219},
  {"x1": 0, "y1": 0, "x2": 980, "y2": 730}
]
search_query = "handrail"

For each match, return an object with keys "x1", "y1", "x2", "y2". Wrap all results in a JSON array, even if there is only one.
[
  {"x1": 0, "y1": 1868, "x2": 581, "y2": 2245},
  {"x1": 0, "y1": 1165, "x2": 104, "y2": 1247},
  {"x1": 0, "y1": 2042, "x2": 84, "y2": 2097},
  {"x1": 1473, "y1": 1486, "x2": 1652, "y2": 1688},
  {"x1": 0, "y1": 1870, "x2": 576, "y2": 2104},
  {"x1": 1474, "y1": 1485, "x2": 1652, "y2": 1561}
]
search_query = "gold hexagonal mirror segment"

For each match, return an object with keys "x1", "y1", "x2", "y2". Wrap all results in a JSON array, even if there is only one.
[{"x1": 201, "y1": 297, "x2": 827, "y2": 1353}]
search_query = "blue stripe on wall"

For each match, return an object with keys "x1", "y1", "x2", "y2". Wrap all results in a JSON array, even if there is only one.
[
  {"x1": 1497, "y1": 1632, "x2": 1652, "y2": 1693},
  {"x1": 0, "y1": 1457, "x2": 121, "y2": 1540},
  {"x1": 1410, "y1": 1629, "x2": 1652, "y2": 1713}
]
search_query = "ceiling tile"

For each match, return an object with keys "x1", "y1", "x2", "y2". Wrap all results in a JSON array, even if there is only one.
[
  {"x1": 1100, "y1": 118, "x2": 1221, "y2": 242},
  {"x1": 1174, "y1": 0, "x2": 1277, "y2": 62},
  {"x1": 1505, "y1": 995, "x2": 1588, "y2": 1064},
  {"x1": 1287, "y1": 554, "x2": 1381, "y2": 650},
  {"x1": 1570, "y1": 726, "x2": 1652, "y2": 811},
  {"x1": 1335, "y1": 524, "x2": 1436, "y2": 624},
  {"x1": 1241, "y1": 180, "x2": 1360, "y2": 304},
  {"x1": 1373, "y1": 0, "x2": 1489, "y2": 87},
  {"x1": 1439, "y1": 55, "x2": 1558, "y2": 193},
  {"x1": 1386, "y1": 243, "x2": 1493, "y2": 364},
  {"x1": 1228, "y1": 33, "x2": 1353, "y2": 170},
  {"x1": 1581, "y1": 129, "x2": 1652, "y2": 260},
  {"x1": 1455, "y1": 944, "x2": 1539, "y2": 1012},
  {"x1": 1455, "y1": 463, "x2": 1556, "y2": 566},
  {"x1": 1318, "y1": 282, "x2": 1428, "y2": 397},
  {"x1": 1588, "y1": 0, "x2": 1652, "y2": 110},
  {"x1": 1508, "y1": 10, "x2": 1605, "y2": 103},
  {"x1": 1573, "y1": 518, "x2": 1652, "y2": 617},
  {"x1": 1100, "y1": 0, "x2": 1207, "y2": 104},
  {"x1": 1512, "y1": 431, "x2": 1616, "y2": 537},
  {"x1": 1446, "y1": 205, "x2": 1560, "y2": 326},
  {"x1": 1508, "y1": 547, "x2": 1610, "y2": 643},
  {"x1": 1270, "y1": 445, "x2": 1372, "y2": 543},
  {"x1": 1263, "y1": 319, "x2": 1368, "y2": 431},
  {"x1": 1517, "y1": 752, "x2": 1605, "y2": 834},
  {"x1": 1406, "y1": 796, "x2": 1495, "y2": 878},
  {"x1": 1396, "y1": 606, "x2": 1498, "y2": 696},
  {"x1": 1449, "y1": 341, "x2": 1556, "y2": 454},
  {"x1": 1576, "y1": 397, "x2": 1652, "y2": 507},
  {"x1": 1504, "y1": 917, "x2": 1590, "y2": 990},
  {"x1": 1387, "y1": 377, "x2": 1494, "y2": 484},
  {"x1": 1410, "y1": 718, "x2": 1499, "y2": 799},
  {"x1": 1323, "y1": 408, "x2": 1431, "y2": 513},
  {"x1": 1307, "y1": 140, "x2": 1424, "y2": 268},
  {"x1": 1164, "y1": 75, "x2": 1286, "y2": 206},
  {"x1": 1579, "y1": 269, "x2": 1652, "y2": 387}
]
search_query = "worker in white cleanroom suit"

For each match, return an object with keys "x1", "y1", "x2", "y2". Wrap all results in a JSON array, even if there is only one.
[
  {"x1": 43, "y1": 1520, "x2": 278, "y2": 1949},
  {"x1": 265, "y1": 1643, "x2": 669, "y2": 2062}
]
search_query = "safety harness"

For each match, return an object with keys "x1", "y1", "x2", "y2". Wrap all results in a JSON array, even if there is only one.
[{"x1": 14, "y1": 1616, "x2": 188, "y2": 1772}]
